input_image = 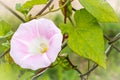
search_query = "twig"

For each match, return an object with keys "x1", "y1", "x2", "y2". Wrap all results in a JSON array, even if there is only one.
[
  {"x1": 62, "y1": 0, "x2": 67, "y2": 24},
  {"x1": 0, "y1": 1, "x2": 25, "y2": 22},
  {"x1": 31, "y1": 68, "x2": 48, "y2": 80},
  {"x1": 66, "y1": 56, "x2": 82, "y2": 74},
  {"x1": 68, "y1": 16, "x2": 75, "y2": 27},
  {"x1": 0, "y1": 48, "x2": 10, "y2": 59},
  {"x1": 80, "y1": 64, "x2": 98, "y2": 77},
  {"x1": 62, "y1": 39, "x2": 68, "y2": 49},
  {"x1": 86, "y1": 60, "x2": 90, "y2": 79},
  {"x1": 104, "y1": 35, "x2": 120, "y2": 52},
  {"x1": 105, "y1": 45, "x2": 113, "y2": 56},
  {"x1": 108, "y1": 33, "x2": 120, "y2": 44},
  {"x1": 112, "y1": 45, "x2": 120, "y2": 52},
  {"x1": 36, "y1": 0, "x2": 54, "y2": 16},
  {"x1": 34, "y1": 0, "x2": 69, "y2": 19}
]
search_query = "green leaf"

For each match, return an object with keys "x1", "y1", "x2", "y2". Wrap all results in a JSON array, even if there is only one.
[
  {"x1": 19, "y1": 71, "x2": 34, "y2": 80},
  {"x1": 0, "y1": 63, "x2": 34, "y2": 80},
  {"x1": 73, "y1": 9, "x2": 106, "y2": 68},
  {"x1": 0, "y1": 63, "x2": 20, "y2": 80},
  {"x1": 0, "y1": 38, "x2": 9, "y2": 55},
  {"x1": 59, "y1": 23, "x2": 73, "y2": 34},
  {"x1": 0, "y1": 21, "x2": 12, "y2": 38},
  {"x1": 0, "y1": 31, "x2": 13, "y2": 39},
  {"x1": 2, "y1": 40, "x2": 10, "y2": 48},
  {"x1": 79, "y1": 0, "x2": 118, "y2": 22},
  {"x1": 16, "y1": 0, "x2": 48, "y2": 14},
  {"x1": 68, "y1": 9, "x2": 106, "y2": 68}
]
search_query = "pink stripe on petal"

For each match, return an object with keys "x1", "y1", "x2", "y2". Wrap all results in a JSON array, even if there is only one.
[
  {"x1": 37, "y1": 18, "x2": 61, "y2": 39},
  {"x1": 13, "y1": 20, "x2": 38, "y2": 42},
  {"x1": 10, "y1": 39, "x2": 29, "y2": 64}
]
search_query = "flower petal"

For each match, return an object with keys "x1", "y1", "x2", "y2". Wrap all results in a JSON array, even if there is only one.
[
  {"x1": 20, "y1": 54, "x2": 51, "y2": 70},
  {"x1": 13, "y1": 19, "x2": 38, "y2": 42},
  {"x1": 37, "y1": 18, "x2": 61, "y2": 39},
  {"x1": 10, "y1": 38, "x2": 29, "y2": 64},
  {"x1": 10, "y1": 18, "x2": 63, "y2": 70},
  {"x1": 46, "y1": 34, "x2": 63, "y2": 62}
]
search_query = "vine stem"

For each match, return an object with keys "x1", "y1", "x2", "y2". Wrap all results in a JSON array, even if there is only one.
[
  {"x1": 35, "y1": 0, "x2": 54, "y2": 16},
  {"x1": 104, "y1": 34, "x2": 120, "y2": 52},
  {"x1": 66, "y1": 56, "x2": 83, "y2": 74},
  {"x1": 68, "y1": 16, "x2": 75, "y2": 27},
  {"x1": 108, "y1": 33, "x2": 120, "y2": 44},
  {"x1": 0, "y1": 1, "x2": 25, "y2": 22},
  {"x1": 31, "y1": 68, "x2": 48, "y2": 80},
  {"x1": 33, "y1": 0, "x2": 69, "y2": 19},
  {"x1": 0, "y1": 48, "x2": 10, "y2": 59}
]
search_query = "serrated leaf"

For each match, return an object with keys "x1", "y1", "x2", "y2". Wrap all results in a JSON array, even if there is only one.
[
  {"x1": 79, "y1": 0, "x2": 118, "y2": 22},
  {"x1": 0, "y1": 21, "x2": 12, "y2": 38},
  {"x1": 16, "y1": 0, "x2": 48, "y2": 14}
]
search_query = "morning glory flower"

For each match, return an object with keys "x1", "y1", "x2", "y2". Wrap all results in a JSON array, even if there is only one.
[{"x1": 10, "y1": 18, "x2": 63, "y2": 70}]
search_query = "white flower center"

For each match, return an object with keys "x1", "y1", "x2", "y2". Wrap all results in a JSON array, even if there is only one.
[{"x1": 28, "y1": 37, "x2": 49, "y2": 54}]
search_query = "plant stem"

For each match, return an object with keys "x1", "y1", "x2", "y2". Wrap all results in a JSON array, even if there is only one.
[
  {"x1": 66, "y1": 56, "x2": 82, "y2": 74},
  {"x1": 31, "y1": 68, "x2": 48, "y2": 80},
  {"x1": 68, "y1": 16, "x2": 75, "y2": 27},
  {"x1": 36, "y1": 0, "x2": 54, "y2": 16},
  {"x1": 0, "y1": 1, "x2": 25, "y2": 22},
  {"x1": 34, "y1": 0, "x2": 69, "y2": 19},
  {"x1": 104, "y1": 35, "x2": 120, "y2": 52},
  {"x1": 108, "y1": 33, "x2": 120, "y2": 44},
  {"x1": 0, "y1": 48, "x2": 10, "y2": 59}
]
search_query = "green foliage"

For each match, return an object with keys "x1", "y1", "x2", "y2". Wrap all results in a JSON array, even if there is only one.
[
  {"x1": 0, "y1": 63, "x2": 20, "y2": 80},
  {"x1": 0, "y1": 0, "x2": 119, "y2": 79},
  {"x1": 36, "y1": 75, "x2": 50, "y2": 80},
  {"x1": 19, "y1": 71, "x2": 34, "y2": 80},
  {"x1": 59, "y1": 0, "x2": 72, "y2": 18},
  {"x1": 37, "y1": 64, "x2": 79, "y2": 80},
  {"x1": 0, "y1": 21, "x2": 13, "y2": 39},
  {"x1": 16, "y1": 0, "x2": 48, "y2": 14},
  {"x1": 60, "y1": 9, "x2": 106, "y2": 69},
  {"x1": 0, "y1": 21, "x2": 13, "y2": 55},
  {"x1": 2, "y1": 40, "x2": 10, "y2": 48},
  {"x1": 0, "y1": 39, "x2": 7, "y2": 55},
  {"x1": 0, "y1": 63, "x2": 34, "y2": 80},
  {"x1": 79, "y1": 0, "x2": 118, "y2": 22}
]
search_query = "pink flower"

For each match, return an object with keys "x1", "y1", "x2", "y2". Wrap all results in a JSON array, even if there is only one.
[{"x1": 10, "y1": 18, "x2": 63, "y2": 70}]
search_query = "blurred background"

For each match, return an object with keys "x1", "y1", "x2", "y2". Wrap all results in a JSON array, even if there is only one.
[{"x1": 0, "y1": 0, "x2": 120, "y2": 80}]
